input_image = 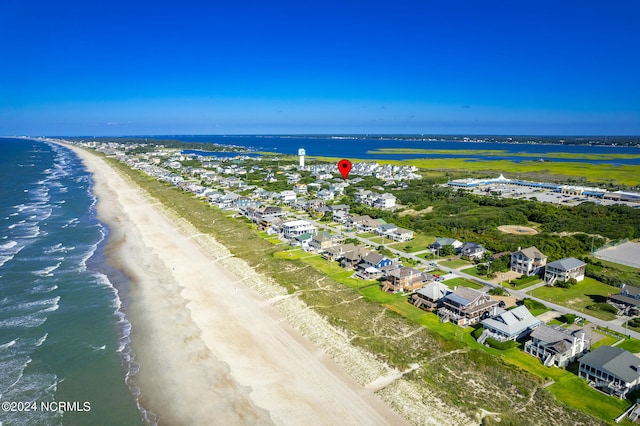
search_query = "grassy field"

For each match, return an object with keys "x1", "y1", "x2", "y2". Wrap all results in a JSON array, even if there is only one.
[
  {"x1": 445, "y1": 277, "x2": 484, "y2": 290},
  {"x1": 531, "y1": 277, "x2": 621, "y2": 321},
  {"x1": 617, "y1": 338, "x2": 640, "y2": 353},
  {"x1": 439, "y1": 259, "x2": 473, "y2": 269},
  {"x1": 387, "y1": 232, "x2": 436, "y2": 253},
  {"x1": 102, "y1": 153, "x2": 625, "y2": 425},
  {"x1": 506, "y1": 275, "x2": 544, "y2": 290}
]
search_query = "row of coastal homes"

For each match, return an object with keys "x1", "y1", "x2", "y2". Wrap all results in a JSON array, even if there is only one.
[
  {"x1": 410, "y1": 284, "x2": 503, "y2": 327},
  {"x1": 375, "y1": 223, "x2": 414, "y2": 242},
  {"x1": 510, "y1": 246, "x2": 586, "y2": 284},
  {"x1": 430, "y1": 238, "x2": 486, "y2": 260},
  {"x1": 322, "y1": 243, "x2": 400, "y2": 280}
]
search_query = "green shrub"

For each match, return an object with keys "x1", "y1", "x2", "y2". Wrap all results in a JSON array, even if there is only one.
[
  {"x1": 522, "y1": 298, "x2": 547, "y2": 311},
  {"x1": 471, "y1": 327, "x2": 484, "y2": 339},
  {"x1": 558, "y1": 313, "x2": 577, "y2": 324}
]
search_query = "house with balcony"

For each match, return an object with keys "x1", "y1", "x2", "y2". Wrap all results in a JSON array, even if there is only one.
[
  {"x1": 510, "y1": 246, "x2": 547, "y2": 276},
  {"x1": 409, "y1": 282, "x2": 450, "y2": 311},
  {"x1": 280, "y1": 220, "x2": 317, "y2": 240},
  {"x1": 578, "y1": 346, "x2": 640, "y2": 399},
  {"x1": 544, "y1": 257, "x2": 586, "y2": 285},
  {"x1": 460, "y1": 242, "x2": 486, "y2": 261},
  {"x1": 438, "y1": 287, "x2": 500, "y2": 326},
  {"x1": 308, "y1": 232, "x2": 344, "y2": 253},
  {"x1": 479, "y1": 305, "x2": 541, "y2": 343},
  {"x1": 524, "y1": 324, "x2": 590, "y2": 367},
  {"x1": 356, "y1": 252, "x2": 394, "y2": 279},
  {"x1": 373, "y1": 193, "x2": 397, "y2": 209},
  {"x1": 389, "y1": 227, "x2": 414, "y2": 242},
  {"x1": 322, "y1": 243, "x2": 358, "y2": 262},
  {"x1": 382, "y1": 267, "x2": 432, "y2": 293}
]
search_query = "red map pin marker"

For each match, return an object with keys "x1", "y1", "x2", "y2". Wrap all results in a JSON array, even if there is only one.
[{"x1": 338, "y1": 159, "x2": 352, "y2": 181}]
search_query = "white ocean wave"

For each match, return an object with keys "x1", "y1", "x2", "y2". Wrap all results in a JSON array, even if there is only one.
[
  {"x1": 0, "y1": 241, "x2": 17, "y2": 250},
  {"x1": 32, "y1": 262, "x2": 61, "y2": 277},
  {"x1": 35, "y1": 333, "x2": 48, "y2": 347},
  {"x1": 30, "y1": 284, "x2": 58, "y2": 294},
  {"x1": 0, "y1": 338, "x2": 18, "y2": 350},
  {"x1": 0, "y1": 254, "x2": 14, "y2": 268}
]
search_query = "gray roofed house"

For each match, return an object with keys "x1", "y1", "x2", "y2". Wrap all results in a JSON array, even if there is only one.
[
  {"x1": 410, "y1": 282, "x2": 450, "y2": 311},
  {"x1": 438, "y1": 287, "x2": 500, "y2": 326},
  {"x1": 524, "y1": 324, "x2": 590, "y2": 367},
  {"x1": 376, "y1": 223, "x2": 398, "y2": 236},
  {"x1": 460, "y1": 242, "x2": 485, "y2": 260},
  {"x1": 382, "y1": 266, "x2": 432, "y2": 293},
  {"x1": 510, "y1": 246, "x2": 547, "y2": 276},
  {"x1": 432, "y1": 238, "x2": 463, "y2": 250},
  {"x1": 579, "y1": 346, "x2": 640, "y2": 398},
  {"x1": 480, "y1": 305, "x2": 541, "y2": 342},
  {"x1": 544, "y1": 257, "x2": 586, "y2": 284},
  {"x1": 322, "y1": 243, "x2": 357, "y2": 261},
  {"x1": 609, "y1": 284, "x2": 640, "y2": 310}
]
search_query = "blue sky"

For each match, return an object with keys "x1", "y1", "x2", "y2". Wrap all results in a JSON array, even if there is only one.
[{"x1": 1, "y1": 0, "x2": 638, "y2": 136}]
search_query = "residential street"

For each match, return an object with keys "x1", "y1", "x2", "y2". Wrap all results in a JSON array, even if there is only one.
[{"x1": 293, "y1": 212, "x2": 640, "y2": 340}]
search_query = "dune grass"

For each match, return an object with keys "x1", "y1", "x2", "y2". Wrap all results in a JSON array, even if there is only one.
[{"x1": 102, "y1": 153, "x2": 622, "y2": 424}]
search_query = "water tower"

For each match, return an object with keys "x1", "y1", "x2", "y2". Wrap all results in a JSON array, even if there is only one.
[{"x1": 298, "y1": 148, "x2": 306, "y2": 168}]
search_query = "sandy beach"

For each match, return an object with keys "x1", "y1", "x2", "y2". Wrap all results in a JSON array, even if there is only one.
[{"x1": 62, "y1": 143, "x2": 408, "y2": 425}]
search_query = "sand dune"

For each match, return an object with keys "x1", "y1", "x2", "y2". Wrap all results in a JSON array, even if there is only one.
[{"x1": 64, "y1": 144, "x2": 407, "y2": 425}]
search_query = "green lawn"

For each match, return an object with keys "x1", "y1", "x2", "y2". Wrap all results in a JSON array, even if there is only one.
[
  {"x1": 440, "y1": 259, "x2": 473, "y2": 269},
  {"x1": 506, "y1": 275, "x2": 543, "y2": 290},
  {"x1": 459, "y1": 266, "x2": 486, "y2": 278},
  {"x1": 257, "y1": 231, "x2": 284, "y2": 245},
  {"x1": 591, "y1": 332, "x2": 621, "y2": 349},
  {"x1": 387, "y1": 232, "x2": 436, "y2": 253},
  {"x1": 617, "y1": 338, "x2": 640, "y2": 353},
  {"x1": 356, "y1": 232, "x2": 378, "y2": 239},
  {"x1": 530, "y1": 277, "x2": 621, "y2": 321},
  {"x1": 445, "y1": 277, "x2": 484, "y2": 290}
]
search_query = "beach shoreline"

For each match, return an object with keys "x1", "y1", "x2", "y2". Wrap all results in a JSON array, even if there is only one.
[{"x1": 59, "y1": 142, "x2": 408, "y2": 425}]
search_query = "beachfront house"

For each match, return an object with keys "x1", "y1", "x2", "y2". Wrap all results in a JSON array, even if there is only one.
[
  {"x1": 409, "y1": 282, "x2": 450, "y2": 311},
  {"x1": 382, "y1": 267, "x2": 432, "y2": 293},
  {"x1": 438, "y1": 287, "x2": 500, "y2": 326},
  {"x1": 510, "y1": 246, "x2": 547, "y2": 276},
  {"x1": 323, "y1": 243, "x2": 358, "y2": 262},
  {"x1": 524, "y1": 324, "x2": 590, "y2": 367},
  {"x1": 478, "y1": 305, "x2": 541, "y2": 343},
  {"x1": 544, "y1": 257, "x2": 586, "y2": 285},
  {"x1": 578, "y1": 346, "x2": 640, "y2": 399},
  {"x1": 280, "y1": 220, "x2": 317, "y2": 240},
  {"x1": 308, "y1": 232, "x2": 344, "y2": 253}
]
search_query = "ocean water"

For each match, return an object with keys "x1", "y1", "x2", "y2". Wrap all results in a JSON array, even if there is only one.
[
  {"x1": 163, "y1": 134, "x2": 640, "y2": 164},
  {"x1": 0, "y1": 138, "x2": 144, "y2": 425}
]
